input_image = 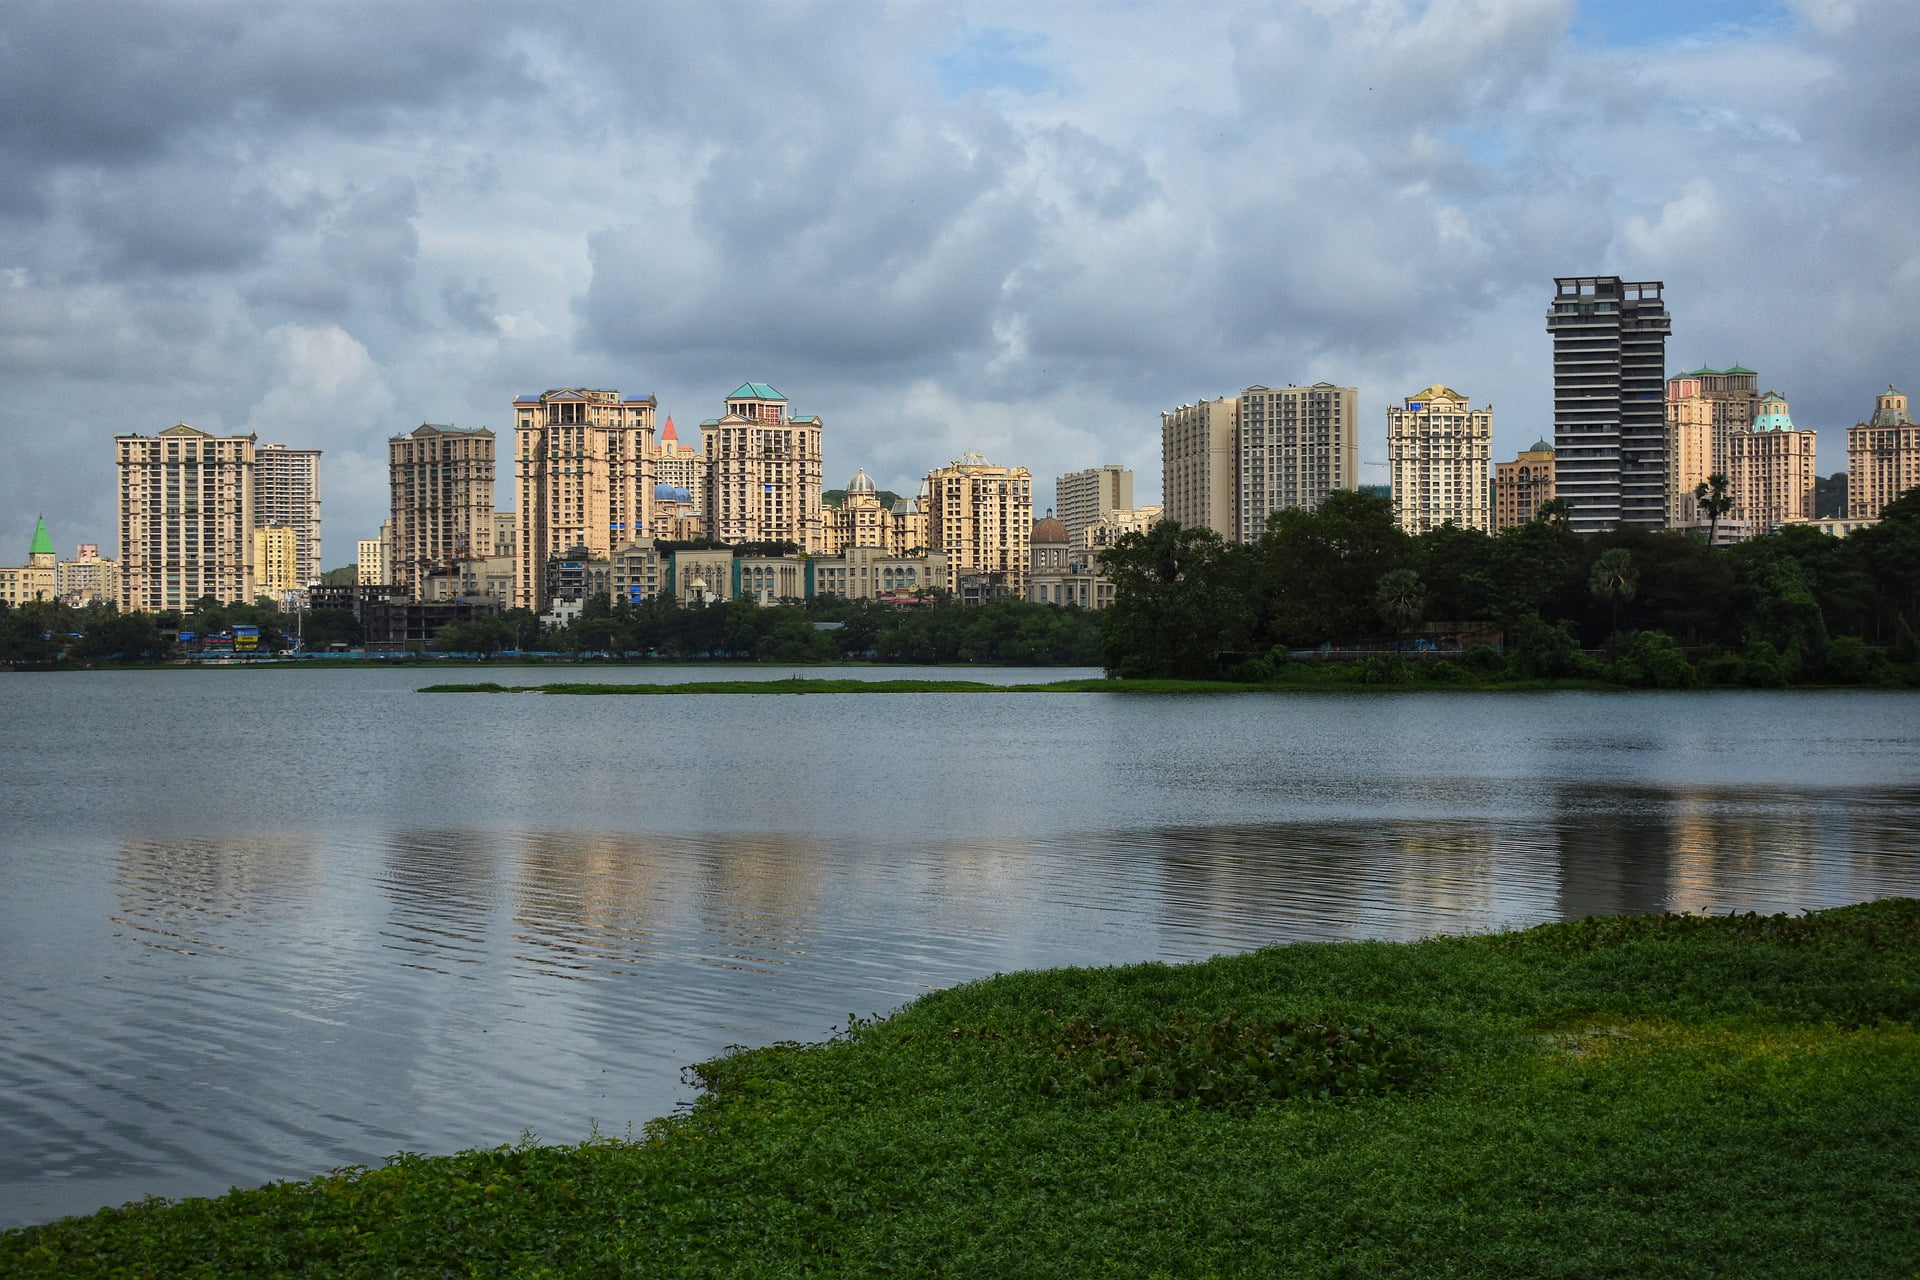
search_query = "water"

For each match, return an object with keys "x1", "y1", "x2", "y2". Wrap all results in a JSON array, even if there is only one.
[{"x1": 2, "y1": 668, "x2": 1917, "y2": 1228}]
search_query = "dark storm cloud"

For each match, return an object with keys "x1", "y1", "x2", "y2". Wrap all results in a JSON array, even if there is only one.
[
  {"x1": 0, "y1": 1, "x2": 532, "y2": 196},
  {"x1": 71, "y1": 163, "x2": 284, "y2": 275}
]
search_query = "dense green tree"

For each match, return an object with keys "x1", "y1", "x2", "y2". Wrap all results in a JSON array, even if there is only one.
[
  {"x1": 1596, "y1": 529, "x2": 1735, "y2": 646},
  {"x1": 299, "y1": 608, "x2": 364, "y2": 651},
  {"x1": 1099, "y1": 522, "x2": 1253, "y2": 678},
  {"x1": 67, "y1": 610, "x2": 171, "y2": 663},
  {"x1": 1485, "y1": 515, "x2": 1580, "y2": 637},
  {"x1": 0, "y1": 600, "x2": 64, "y2": 664},
  {"x1": 1847, "y1": 488, "x2": 1920, "y2": 641},
  {"x1": 1413, "y1": 525, "x2": 1498, "y2": 623},
  {"x1": 1251, "y1": 491, "x2": 1412, "y2": 647}
]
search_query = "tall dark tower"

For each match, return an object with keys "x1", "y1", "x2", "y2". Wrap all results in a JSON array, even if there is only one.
[{"x1": 1546, "y1": 277, "x2": 1672, "y2": 533}]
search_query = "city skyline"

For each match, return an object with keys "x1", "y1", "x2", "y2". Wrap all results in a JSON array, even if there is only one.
[{"x1": 2, "y1": 2, "x2": 1916, "y2": 557}]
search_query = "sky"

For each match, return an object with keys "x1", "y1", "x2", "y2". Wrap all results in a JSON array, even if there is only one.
[{"x1": 2, "y1": 0, "x2": 1914, "y2": 565}]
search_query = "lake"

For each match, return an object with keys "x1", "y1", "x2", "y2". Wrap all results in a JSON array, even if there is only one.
[{"x1": 2, "y1": 666, "x2": 1917, "y2": 1227}]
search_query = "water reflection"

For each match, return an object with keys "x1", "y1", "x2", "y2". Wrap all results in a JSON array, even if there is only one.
[
  {"x1": 3, "y1": 767, "x2": 1918, "y2": 1228},
  {"x1": 112, "y1": 834, "x2": 320, "y2": 956}
]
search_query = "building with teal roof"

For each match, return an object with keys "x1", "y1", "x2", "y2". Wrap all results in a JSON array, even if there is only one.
[
  {"x1": 28, "y1": 515, "x2": 55, "y2": 565},
  {"x1": 1, "y1": 515, "x2": 58, "y2": 605},
  {"x1": 1752, "y1": 392, "x2": 1796, "y2": 432}
]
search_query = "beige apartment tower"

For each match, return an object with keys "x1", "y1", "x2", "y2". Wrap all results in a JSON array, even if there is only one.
[
  {"x1": 1236, "y1": 383, "x2": 1359, "y2": 542},
  {"x1": 1848, "y1": 386, "x2": 1919, "y2": 520},
  {"x1": 513, "y1": 387, "x2": 658, "y2": 611},
  {"x1": 1665, "y1": 367, "x2": 1759, "y2": 525},
  {"x1": 117, "y1": 424, "x2": 257, "y2": 611},
  {"x1": 1726, "y1": 392, "x2": 1817, "y2": 533},
  {"x1": 389, "y1": 424, "x2": 496, "y2": 600},
  {"x1": 923, "y1": 454, "x2": 1034, "y2": 593},
  {"x1": 253, "y1": 525, "x2": 300, "y2": 599},
  {"x1": 1386, "y1": 386, "x2": 1492, "y2": 535},
  {"x1": 1055, "y1": 465, "x2": 1133, "y2": 552},
  {"x1": 1494, "y1": 441, "x2": 1556, "y2": 531},
  {"x1": 1161, "y1": 396, "x2": 1238, "y2": 538},
  {"x1": 701, "y1": 383, "x2": 823, "y2": 551},
  {"x1": 254, "y1": 444, "x2": 322, "y2": 587}
]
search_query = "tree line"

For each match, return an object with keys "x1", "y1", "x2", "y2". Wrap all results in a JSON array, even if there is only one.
[
  {"x1": 432, "y1": 593, "x2": 1101, "y2": 666},
  {"x1": 0, "y1": 591, "x2": 1103, "y2": 667},
  {"x1": 1098, "y1": 488, "x2": 1920, "y2": 687}
]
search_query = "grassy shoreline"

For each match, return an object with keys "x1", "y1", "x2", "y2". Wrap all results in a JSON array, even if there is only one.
[
  {"x1": 5, "y1": 900, "x2": 1916, "y2": 1276},
  {"x1": 415, "y1": 673, "x2": 1899, "y2": 695}
]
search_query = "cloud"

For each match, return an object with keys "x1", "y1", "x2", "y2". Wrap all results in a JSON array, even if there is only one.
[
  {"x1": 242, "y1": 324, "x2": 397, "y2": 448},
  {"x1": 1, "y1": 0, "x2": 1917, "y2": 558}
]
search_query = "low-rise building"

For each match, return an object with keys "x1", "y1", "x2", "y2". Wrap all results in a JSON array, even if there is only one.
[
  {"x1": 1083, "y1": 506, "x2": 1161, "y2": 554},
  {"x1": 1493, "y1": 441, "x2": 1556, "y2": 531},
  {"x1": 0, "y1": 517, "x2": 58, "y2": 605},
  {"x1": 1026, "y1": 512, "x2": 1115, "y2": 609},
  {"x1": 56, "y1": 544, "x2": 119, "y2": 607}
]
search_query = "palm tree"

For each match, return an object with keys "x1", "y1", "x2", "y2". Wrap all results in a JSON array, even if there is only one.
[
  {"x1": 1589, "y1": 547, "x2": 1638, "y2": 638},
  {"x1": 1535, "y1": 496, "x2": 1572, "y2": 528},
  {"x1": 1694, "y1": 474, "x2": 1734, "y2": 546},
  {"x1": 1374, "y1": 568, "x2": 1426, "y2": 646}
]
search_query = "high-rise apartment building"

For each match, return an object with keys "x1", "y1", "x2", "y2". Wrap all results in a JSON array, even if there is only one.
[
  {"x1": 1161, "y1": 396, "x2": 1239, "y2": 538},
  {"x1": 117, "y1": 424, "x2": 257, "y2": 611},
  {"x1": 1235, "y1": 383, "x2": 1359, "y2": 542},
  {"x1": 1726, "y1": 392, "x2": 1817, "y2": 533},
  {"x1": 1546, "y1": 277, "x2": 1672, "y2": 534},
  {"x1": 1055, "y1": 465, "x2": 1133, "y2": 552},
  {"x1": 389, "y1": 424, "x2": 495, "y2": 601},
  {"x1": 1848, "y1": 386, "x2": 1919, "y2": 520},
  {"x1": 254, "y1": 444, "x2": 322, "y2": 587},
  {"x1": 1493, "y1": 441, "x2": 1556, "y2": 531},
  {"x1": 923, "y1": 454, "x2": 1033, "y2": 593},
  {"x1": 512, "y1": 387, "x2": 658, "y2": 611},
  {"x1": 1386, "y1": 385, "x2": 1492, "y2": 535},
  {"x1": 701, "y1": 383, "x2": 823, "y2": 551},
  {"x1": 1664, "y1": 366, "x2": 1758, "y2": 525}
]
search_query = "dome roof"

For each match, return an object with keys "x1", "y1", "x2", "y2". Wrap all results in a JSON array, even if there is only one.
[
  {"x1": 1032, "y1": 514, "x2": 1068, "y2": 544},
  {"x1": 848, "y1": 468, "x2": 877, "y2": 494}
]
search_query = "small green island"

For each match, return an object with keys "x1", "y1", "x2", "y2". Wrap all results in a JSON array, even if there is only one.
[{"x1": 6, "y1": 900, "x2": 1916, "y2": 1276}]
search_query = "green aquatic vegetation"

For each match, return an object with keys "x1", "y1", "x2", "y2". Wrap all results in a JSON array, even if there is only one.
[
  {"x1": 1031, "y1": 1013, "x2": 1430, "y2": 1107},
  {"x1": 6, "y1": 900, "x2": 1917, "y2": 1277}
]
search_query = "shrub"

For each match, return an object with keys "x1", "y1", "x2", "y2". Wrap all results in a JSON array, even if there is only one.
[
  {"x1": 1459, "y1": 644, "x2": 1507, "y2": 677},
  {"x1": 1606, "y1": 630, "x2": 1697, "y2": 689},
  {"x1": 1355, "y1": 654, "x2": 1411, "y2": 685},
  {"x1": 1812, "y1": 636, "x2": 1888, "y2": 686},
  {"x1": 1509, "y1": 615, "x2": 1590, "y2": 679}
]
